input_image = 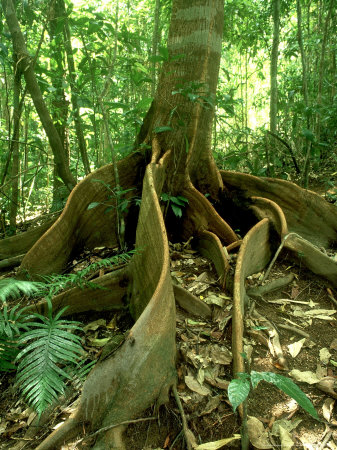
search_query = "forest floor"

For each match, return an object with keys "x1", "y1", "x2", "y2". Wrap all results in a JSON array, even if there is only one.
[{"x1": 0, "y1": 180, "x2": 337, "y2": 449}]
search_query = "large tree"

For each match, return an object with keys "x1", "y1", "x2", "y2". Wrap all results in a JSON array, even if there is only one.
[{"x1": 2, "y1": 0, "x2": 337, "y2": 448}]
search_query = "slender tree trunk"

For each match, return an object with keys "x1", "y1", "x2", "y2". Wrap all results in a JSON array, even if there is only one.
[
  {"x1": 268, "y1": 0, "x2": 280, "y2": 176},
  {"x1": 316, "y1": 0, "x2": 333, "y2": 143},
  {"x1": 0, "y1": 68, "x2": 12, "y2": 186},
  {"x1": 9, "y1": 55, "x2": 21, "y2": 229},
  {"x1": 151, "y1": 0, "x2": 161, "y2": 97},
  {"x1": 62, "y1": 0, "x2": 91, "y2": 175},
  {"x1": 21, "y1": 106, "x2": 29, "y2": 221},
  {"x1": 296, "y1": 0, "x2": 310, "y2": 187},
  {"x1": 330, "y1": 11, "x2": 336, "y2": 105},
  {"x1": 49, "y1": 0, "x2": 70, "y2": 210},
  {"x1": 2, "y1": 0, "x2": 76, "y2": 191}
]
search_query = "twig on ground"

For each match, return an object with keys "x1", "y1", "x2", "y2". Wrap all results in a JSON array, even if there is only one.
[
  {"x1": 172, "y1": 385, "x2": 196, "y2": 450},
  {"x1": 277, "y1": 324, "x2": 310, "y2": 339},
  {"x1": 72, "y1": 416, "x2": 157, "y2": 447}
]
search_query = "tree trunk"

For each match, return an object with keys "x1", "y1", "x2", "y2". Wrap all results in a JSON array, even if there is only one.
[
  {"x1": 137, "y1": 0, "x2": 225, "y2": 196},
  {"x1": 2, "y1": 0, "x2": 76, "y2": 191},
  {"x1": 316, "y1": 0, "x2": 333, "y2": 143},
  {"x1": 9, "y1": 54, "x2": 22, "y2": 229},
  {"x1": 296, "y1": 0, "x2": 311, "y2": 187},
  {"x1": 269, "y1": 0, "x2": 280, "y2": 176},
  {"x1": 62, "y1": 0, "x2": 91, "y2": 175},
  {"x1": 151, "y1": 0, "x2": 161, "y2": 97},
  {"x1": 49, "y1": 0, "x2": 71, "y2": 211}
]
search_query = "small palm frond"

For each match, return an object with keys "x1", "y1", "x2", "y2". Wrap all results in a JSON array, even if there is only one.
[
  {"x1": 0, "y1": 278, "x2": 44, "y2": 303},
  {"x1": 16, "y1": 305, "x2": 83, "y2": 416}
]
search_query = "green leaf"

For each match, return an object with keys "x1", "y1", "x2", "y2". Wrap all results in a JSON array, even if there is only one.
[
  {"x1": 87, "y1": 202, "x2": 101, "y2": 210},
  {"x1": 250, "y1": 371, "x2": 319, "y2": 420},
  {"x1": 135, "y1": 97, "x2": 153, "y2": 110},
  {"x1": 228, "y1": 376, "x2": 251, "y2": 412},
  {"x1": 171, "y1": 195, "x2": 189, "y2": 206},
  {"x1": 159, "y1": 46, "x2": 169, "y2": 61},
  {"x1": 171, "y1": 204, "x2": 182, "y2": 218},
  {"x1": 301, "y1": 128, "x2": 315, "y2": 142},
  {"x1": 161, "y1": 193, "x2": 170, "y2": 202},
  {"x1": 148, "y1": 54, "x2": 165, "y2": 63},
  {"x1": 154, "y1": 126, "x2": 173, "y2": 133}
]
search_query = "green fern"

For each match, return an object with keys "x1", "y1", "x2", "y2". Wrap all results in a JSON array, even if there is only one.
[
  {"x1": 15, "y1": 299, "x2": 84, "y2": 416},
  {"x1": 0, "y1": 303, "x2": 31, "y2": 371},
  {"x1": 0, "y1": 278, "x2": 44, "y2": 303},
  {"x1": 0, "y1": 284, "x2": 36, "y2": 371},
  {"x1": 41, "y1": 250, "x2": 137, "y2": 296}
]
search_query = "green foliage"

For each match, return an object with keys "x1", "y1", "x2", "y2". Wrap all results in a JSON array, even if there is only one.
[
  {"x1": 15, "y1": 298, "x2": 83, "y2": 417},
  {"x1": 0, "y1": 278, "x2": 44, "y2": 303},
  {"x1": 0, "y1": 278, "x2": 90, "y2": 415},
  {"x1": 87, "y1": 180, "x2": 140, "y2": 215},
  {"x1": 228, "y1": 370, "x2": 319, "y2": 420},
  {"x1": 41, "y1": 249, "x2": 137, "y2": 296},
  {"x1": 0, "y1": 279, "x2": 42, "y2": 371},
  {"x1": 1, "y1": 0, "x2": 337, "y2": 226},
  {"x1": 161, "y1": 193, "x2": 189, "y2": 218}
]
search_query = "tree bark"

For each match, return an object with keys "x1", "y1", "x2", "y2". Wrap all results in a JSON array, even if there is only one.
[{"x1": 138, "y1": 0, "x2": 225, "y2": 196}]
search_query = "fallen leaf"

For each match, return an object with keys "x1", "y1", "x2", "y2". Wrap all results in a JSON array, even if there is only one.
[
  {"x1": 209, "y1": 345, "x2": 232, "y2": 365},
  {"x1": 322, "y1": 398, "x2": 335, "y2": 422},
  {"x1": 203, "y1": 294, "x2": 226, "y2": 307},
  {"x1": 247, "y1": 416, "x2": 272, "y2": 449},
  {"x1": 185, "y1": 375, "x2": 211, "y2": 396},
  {"x1": 316, "y1": 363, "x2": 327, "y2": 379},
  {"x1": 83, "y1": 319, "x2": 106, "y2": 332},
  {"x1": 271, "y1": 418, "x2": 302, "y2": 435},
  {"x1": 202, "y1": 396, "x2": 222, "y2": 415},
  {"x1": 316, "y1": 377, "x2": 337, "y2": 399},
  {"x1": 289, "y1": 369, "x2": 320, "y2": 384},
  {"x1": 320, "y1": 347, "x2": 331, "y2": 365},
  {"x1": 330, "y1": 338, "x2": 337, "y2": 350},
  {"x1": 279, "y1": 425, "x2": 294, "y2": 450},
  {"x1": 197, "y1": 368, "x2": 205, "y2": 385},
  {"x1": 288, "y1": 338, "x2": 306, "y2": 358},
  {"x1": 196, "y1": 435, "x2": 241, "y2": 449}
]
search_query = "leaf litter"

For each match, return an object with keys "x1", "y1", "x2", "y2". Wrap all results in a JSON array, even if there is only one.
[{"x1": 1, "y1": 242, "x2": 337, "y2": 448}]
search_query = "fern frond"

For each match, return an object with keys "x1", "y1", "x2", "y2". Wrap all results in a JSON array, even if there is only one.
[
  {"x1": 0, "y1": 278, "x2": 45, "y2": 303},
  {"x1": 0, "y1": 303, "x2": 31, "y2": 338},
  {"x1": 41, "y1": 249, "x2": 138, "y2": 295},
  {"x1": 16, "y1": 312, "x2": 83, "y2": 416}
]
